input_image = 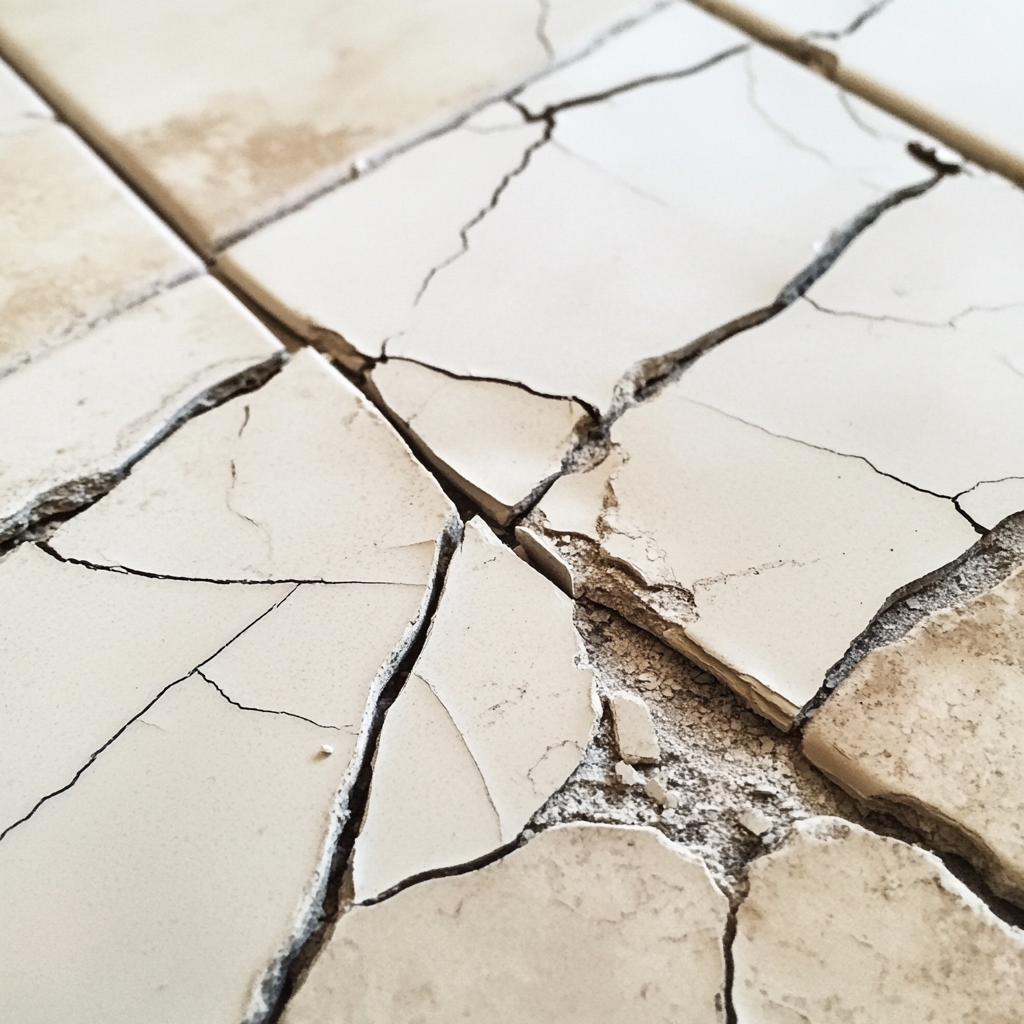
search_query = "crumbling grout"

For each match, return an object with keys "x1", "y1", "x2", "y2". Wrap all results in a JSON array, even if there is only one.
[
  {"x1": 196, "y1": 667, "x2": 342, "y2": 731},
  {"x1": 0, "y1": 585, "x2": 299, "y2": 844},
  {"x1": 722, "y1": 903, "x2": 739, "y2": 1024}
]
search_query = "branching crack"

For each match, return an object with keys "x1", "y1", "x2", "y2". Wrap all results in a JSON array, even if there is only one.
[
  {"x1": 195, "y1": 667, "x2": 341, "y2": 731},
  {"x1": 535, "y1": 0, "x2": 555, "y2": 61},
  {"x1": 805, "y1": 0, "x2": 895, "y2": 42}
]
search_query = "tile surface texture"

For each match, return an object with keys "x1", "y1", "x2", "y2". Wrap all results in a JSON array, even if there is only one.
[
  {"x1": 0, "y1": 0, "x2": 657, "y2": 251},
  {"x1": 805, "y1": 564, "x2": 1024, "y2": 905},
  {"x1": 733, "y1": 816, "x2": 1024, "y2": 1023},
  {"x1": 286, "y1": 823, "x2": 729, "y2": 1024},
  {"x1": 351, "y1": 517, "x2": 598, "y2": 900}
]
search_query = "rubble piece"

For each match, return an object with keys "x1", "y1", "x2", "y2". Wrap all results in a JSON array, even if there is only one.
[
  {"x1": 737, "y1": 808, "x2": 771, "y2": 836},
  {"x1": 0, "y1": 543, "x2": 289, "y2": 836},
  {"x1": 608, "y1": 689, "x2": 660, "y2": 764},
  {"x1": 644, "y1": 774, "x2": 679, "y2": 809},
  {"x1": 0, "y1": 276, "x2": 283, "y2": 543},
  {"x1": 366, "y1": 358, "x2": 590, "y2": 524},
  {"x1": 733, "y1": 817, "x2": 1024, "y2": 1023},
  {"x1": 284, "y1": 823, "x2": 729, "y2": 1024},
  {"x1": 614, "y1": 760, "x2": 645, "y2": 786},
  {"x1": 0, "y1": 96, "x2": 198, "y2": 375},
  {"x1": 522, "y1": 388, "x2": 973, "y2": 728},
  {"x1": 804, "y1": 565, "x2": 1024, "y2": 905},
  {"x1": 0, "y1": 673, "x2": 354, "y2": 1024},
  {"x1": 350, "y1": 518, "x2": 598, "y2": 901},
  {"x1": 50, "y1": 348, "x2": 457, "y2": 584},
  {"x1": 0, "y1": 0, "x2": 658, "y2": 251},
  {"x1": 223, "y1": 2, "x2": 928, "y2": 415}
]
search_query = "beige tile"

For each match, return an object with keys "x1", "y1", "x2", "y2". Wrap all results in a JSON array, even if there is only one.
[
  {"x1": 50, "y1": 348, "x2": 457, "y2": 584},
  {"x1": 733, "y1": 817, "x2": 1024, "y2": 1023},
  {"x1": 223, "y1": 2, "x2": 928, "y2": 414},
  {"x1": 609, "y1": 690, "x2": 660, "y2": 764},
  {"x1": 0, "y1": 276, "x2": 283, "y2": 543},
  {"x1": 351, "y1": 517, "x2": 598, "y2": 901},
  {"x1": 804, "y1": 565, "x2": 1024, "y2": 904},
  {"x1": 0, "y1": 672, "x2": 352, "y2": 1024},
  {"x1": 0, "y1": 57, "x2": 48, "y2": 127},
  {"x1": 286, "y1": 823, "x2": 729, "y2": 1024},
  {"x1": 0, "y1": 0, "x2": 657, "y2": 251},
  {"x1": 0, "y1": 115, "x2": 199, "y2": 375},
  {"x1": 367, "y1": 358, "x2": 590, "y2": 524}
]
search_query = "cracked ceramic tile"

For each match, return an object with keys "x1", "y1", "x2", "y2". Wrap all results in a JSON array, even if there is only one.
[
  {"x1": 0, "y1": 0, "x2": 659, "y2": 251},
  {"x1": 350, "y1": 517, "x2": 598, "y2": 901},
  {"x1": 0, "y1": 57, "x2": 47, "y2": 128},
  {"x1": 960, "y1": 479, "x2": 1024, "y2": 533},
  {"x1": 0, "y1": 276, "x2": 283, "y2": 544},
  {"x1": 520, "y1": 386, "x2": 975, "y2": 727},
  {"x1": 222, "y1": 2, "x2": 929, "y2": 416},
  {"x1": 50, "y1": 348, "x2": 458, "y2": 584},
  {"x1": 693, "y1": 0, "x2": 890, "y2": 39},
  {"x1": 0, "y1": 93, "x2": 200, "y2": 375},
  {"x1": 366, "y1": 359, "x2": 591, "y2": 524},
  {"x1": 285, "y1": 823, "x2": 729, "y2": 1024},
  {"x1": 804, "y1": 564, "x2": 1024, "y2": 906},
  {"x1": 0, "y1": 672, "x2": 356, "y2": 1023},
  {"x1": 733, "y1": 816, "x2": 1024, "y2": 1023}
]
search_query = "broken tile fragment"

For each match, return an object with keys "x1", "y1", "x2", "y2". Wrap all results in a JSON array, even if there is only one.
[
  {"x1": 50, "y1": 348, "x2": 457, "y2": 584},
  {"x1": 0, "y1": 276, "x2": 283, "y2": 543},
  {"x1": 0, "y1": 57, "x2": 48, "y2": 126},
  {"x1": 350, "y1": 518, "x2": 598, "y2": 901},
  {"x1": 804, "y1": 564, "x2": 1024, "y2": 905},
  {"x1": 0, "y1": 673, "x2": 353, "y2": 1023},
  {"x1": 609, "y1": 689, "x2": 660, "y2": 764},
  {"x1": 367, "y1": 358, "x2": 590, "y2": 524},
  {"x1": 615, "y1": 760, "x2": 645, "y2": 786},
  {"x1": 0, "y1": 0, "x2": 658, "y2": 250},
  {"x1": 285, "y1": 823, "x2": 729, "y2": 1024},
  {"x1": 733, "y1": 817, "x2": 1024, "y2": 1022}
]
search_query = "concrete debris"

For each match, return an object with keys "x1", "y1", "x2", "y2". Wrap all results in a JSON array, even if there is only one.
[
  {"x1": 609, "y1": 689, "x2": 660, "y2": 764},
  {"x1": 614, "y1": 760, "x2": 645, "y2": 786}
]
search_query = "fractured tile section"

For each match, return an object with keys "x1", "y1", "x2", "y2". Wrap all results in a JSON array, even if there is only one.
[
  {"x1": 222, "y1": 2, "x2": 931, "y2": 414},
  {"x1": 0, "y1": 0, "x2": 658, "y2": 250},
  {"x1": 0, "y1": 55, "x2": 47, "y2": 124},
  {"x1": 733, "y1": 817, "x2": 1024, "y2": 1022},
  {"x1": 0, "y1": 673, "x2": 352, "y2": 1024},
  {"x1": 804, "y1": 565, "x2": 1024, "y2": 906},
  {"x1": 285, "y1": 823, "x2": 729, "y2": 1024},
  {"x1": 520, "y1": 389, "x2": 973, "y2": 727},
  {"x1": 51, "y1": 348, "x2": 456, "y2": 583},
  {"x1": 351, "y1": 517, "x2": 598, "y2": 901},
  {"x1": 367, "y1": 359, "x2": 591, "y2": 524},
  {"x1": 0, "y1": 276, "x2": 283, "y2": 543},
  {"x1": 609, "y1": 690, "x2": 660, "y2": 765}
]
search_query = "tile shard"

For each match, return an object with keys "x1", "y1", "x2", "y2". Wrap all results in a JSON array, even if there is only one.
[
  {"x1": 804, "y1": 565, "x2": 1024, "y2": 906},
  {"x1": 284, "y1": 823, "x2": 730, "y2": 1024},
  {"x1": 733, "y1": 816, "x2": 1024, "y2": 1022},
  {"x1": 350, "y1": 517, "x2": 599, "y2": 901},
  {"x1": 608, "y1": 689, "x2": 660, "y2": 764}
]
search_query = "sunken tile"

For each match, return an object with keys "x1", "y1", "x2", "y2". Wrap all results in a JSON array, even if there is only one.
[
  {"x1": 0, "y1": 0, "x2": 657, "y2": 251},
  {"x1": 804, "y1": 564, "x2": 1024, "y2": 905},
  {"x1": 0, "y1": 276, "x2": 283, "y2": 543},
  {"x1": 222, "y1": 2, "x2": 929, "y2": 415},
  {"x1": 350, "y1": 517, "x2": 598, "y2": 901},
  {"x1": 286, "y1": 823, "x2": 729, "y2": 1024},
  {"x1": 367, "y1": 359, "x2": 591, "y2": 524},
  {"x1": 733, "y1": 817, "x2": 1024, "y2": 1022}
]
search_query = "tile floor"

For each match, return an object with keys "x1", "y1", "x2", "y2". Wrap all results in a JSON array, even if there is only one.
[{"x1": 1, "y1": 1, "x2": 1023, "y2": 1020}]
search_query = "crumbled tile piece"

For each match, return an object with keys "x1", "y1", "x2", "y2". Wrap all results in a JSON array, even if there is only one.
[
  {"x1": 733, "y1": 817, "x2": 1024, "y2": 1022},
  {"x1": 284, "y1": 823, "x2": 729, "y2": 1024},
  {"x1": 0, "y1": 673, "x2": 354, "y2": 1023},
  {"x1": 0, "y1": 0, "x2": 657, "y2": 250},
  {"x1": 0, "y1": 276, "x2": 282, "y2": 543},
  {"x1": 804, "y1": 564, "x2": 1024, "y2": 904},
  {"x1": 367, "y1": 358, "x2": 590, "y2": 524},
  {"x1": 614, "y1": 760, "x2": 645, "y2": 786},
  {"x1": 608, "y1": 689, "x2": 660, "y2": 764},
  {"x1": 644, "y1": 774, "x2": 678, "y2": 809},
  {"x1": 737, "y1": 808, "x2": 771, "y2": 836},
  {"x1": 350, "y1": 518, "x2": 599, "y2": 900},
  {"x1": 50, "y1": 348, "x2": 457, "y2": 584}
]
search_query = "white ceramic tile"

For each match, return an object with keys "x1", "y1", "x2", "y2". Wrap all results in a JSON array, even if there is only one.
[
  {"x1": 222, "y1": 4, "x2": 927, "y2": 414},
  {"x1": 286, "y1": 823, "x2": 729, "y2": 1024},
  {"x1": 0, "y1": 118, "x2": 200, "y2": 375},
  {"x1": 0, "y1": 542, "x2": 289, "y2": 836},
  {"x1": 351, "y1": 517, "x2": 598, "y2": 901},
  {"x1": 0, "y1": 275, "x2": 283, "y2": 543},
  {"x1": 368, "y1": 359, "x2": 590, "y2": 524},
  {"x1": 0, "y1": 672, "x2": 352, "y2": 1023},
  {"x1": 523, "y1": 391, "x2": 974, "y2": 725},
  {"x1": 0, "y1": 57, "x2": 48, "y2": 128},
  {"x1": 608, "y1": 690, "x2": 660, "y2": 764},
  {"x1": 0, "y1": 0, "x2": 658, "y2": 250},
  {"x1": 804, "y1": 565, "x2": 1024, "y2": 904},
  {"x1": 50, "y1": 348, "x2": 457, "y2": 584},
  {"x1": 733, "y1": 817, "x2": 1024, "y2": 1023},
  {"x1": 959, "y1": 479, "x2": 1024, "y2": 533}
]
